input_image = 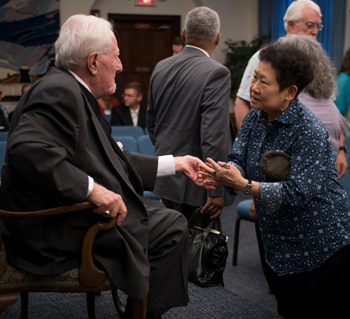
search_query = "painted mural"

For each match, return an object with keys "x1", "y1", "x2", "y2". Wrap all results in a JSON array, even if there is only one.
[{"x1": 0, "y1": 0, "x2": 59, "y2": 81}]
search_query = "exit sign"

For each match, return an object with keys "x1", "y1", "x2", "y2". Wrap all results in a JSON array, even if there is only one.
[{"x1": 135, "y1": 0, "x2": 156, "y2": 6}]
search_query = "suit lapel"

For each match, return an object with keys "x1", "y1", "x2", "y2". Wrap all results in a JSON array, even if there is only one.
[
  {"x1": 81, "y1": 92, "x2": 139, "y2": 192},
  {"x1": 123, "y1": 105, "x2": 134, "y2": 126}
]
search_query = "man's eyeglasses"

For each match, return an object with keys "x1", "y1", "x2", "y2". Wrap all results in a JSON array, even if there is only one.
[
  {"x1": 295, "y1": 21, "x2": 323, "y2": 31},
  {"x1": 122, "y1": 93, "x2": 137, "y2": 98}
]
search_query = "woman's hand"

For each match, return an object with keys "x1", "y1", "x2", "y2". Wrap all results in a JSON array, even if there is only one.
[{"x1": 198, "y1": 158, "x2": 246, "y2": 190}]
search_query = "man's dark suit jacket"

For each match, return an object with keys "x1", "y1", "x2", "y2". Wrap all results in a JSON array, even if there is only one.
[
  {"x1": 147, "y1": 46, "x2": 235, "y2": 207},
  {"x1": 0, "y1": 67, "x2": 158, "y2": 300},
  {"x1": 111, "y1": 103, "x2": 147, "y2": 129}
]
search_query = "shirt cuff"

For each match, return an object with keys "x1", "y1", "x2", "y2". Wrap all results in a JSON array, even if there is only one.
[
  {"x1": 157, "y1": 155, "x2": 175, "y2": 176},
  {"x1": 86, "y1": 175, "x2": 94, "y2": 198},
  {"x1": 259, "y1": 182, "x2": 283, "y2": 212}
]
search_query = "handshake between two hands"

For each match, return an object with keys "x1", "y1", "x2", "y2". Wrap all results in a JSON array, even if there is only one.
[{"x1": 87, "y1": 156, "x2": 241, "y2": 226}]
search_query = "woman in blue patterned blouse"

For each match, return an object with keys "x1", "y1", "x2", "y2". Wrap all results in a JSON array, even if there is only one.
[{"x1": 199, "y1": 41, "x2": 350, "y2": 318}]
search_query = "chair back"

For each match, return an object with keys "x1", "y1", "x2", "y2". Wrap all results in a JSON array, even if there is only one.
[
  {"x1": 111, "y1": 126, "x2": 144, "y2": 140},
  {"x1": 103, "y1": 114, "x2": 111, "y2": 123},
  {"x1": 137, "y1": 135, "x2": 155, "y2": 156},
  {"x1": 0, "y1": 132, "x2": 8, "y2": 142},
  {"x1": 0, "y1": 141, "x2": 6, "y2": 170},
  {"x1": 112, "y1": 136, "x2": 138, "y2": 152}
]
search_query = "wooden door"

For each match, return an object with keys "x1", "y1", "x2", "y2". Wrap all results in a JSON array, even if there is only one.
[{"x1": 109, "y1": 14, "x2": 181, "y2": 107}]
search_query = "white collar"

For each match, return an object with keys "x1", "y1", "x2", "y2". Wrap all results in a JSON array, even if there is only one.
[
  {"x1": 67, "y1": 70, "x2": 92, "y2": 93},
  {"x1": 130, "y1": 105, "x2": 140, "y2": 113},
  {"x1": 185, "y1": 45, "x2": 210, "y2": 57}
]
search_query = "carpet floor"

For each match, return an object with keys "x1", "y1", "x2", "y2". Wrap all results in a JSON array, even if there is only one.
[{"x1": 1, "y1": 283, "x2": 280, "y2": 319}]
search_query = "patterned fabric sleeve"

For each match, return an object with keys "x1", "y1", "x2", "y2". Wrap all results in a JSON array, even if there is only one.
[
  {"x1": 225, "y1": 110, "x2": 255, "y2": 196},
  {"x1": 262, "y1": 126, "x2": 332, "y2": 213}
]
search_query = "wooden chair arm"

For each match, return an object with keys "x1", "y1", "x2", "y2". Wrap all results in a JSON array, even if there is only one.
[
  {"x1": 79, "y1": 216, "x2": 117, "y2": 288},
  {"x1": 0, "y1": 201, "x2": 115, "y2": 288},
  {"x1": 0, "y1": 201, "x2": 94, "y2": 218}
]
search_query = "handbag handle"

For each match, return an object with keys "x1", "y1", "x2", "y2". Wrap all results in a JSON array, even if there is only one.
[{"x1": 188, "y1": 207, "x2": 222, "y2": 233}]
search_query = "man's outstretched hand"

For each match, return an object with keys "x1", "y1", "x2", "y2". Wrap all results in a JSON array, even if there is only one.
[{"x1": 174, "y1": 155, "x2": 216, "y2": 190}]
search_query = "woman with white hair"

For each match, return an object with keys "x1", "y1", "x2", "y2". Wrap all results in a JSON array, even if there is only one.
[{"x1": 282, "y1": 36, "x2": 345, "y2": 142}]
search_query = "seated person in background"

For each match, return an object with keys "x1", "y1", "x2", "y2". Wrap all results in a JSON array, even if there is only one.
[
  {"x1": 0, "y1": 14, "x2": 213, "y2": 319},
  {"x1": 199, "y1": 40, "x2": 350, "y2": 319},
  {"x1": 172, "y1": 36, "x2": 184, "y2": 56},
  {"x1": 110, "y1": 82, "x2": 146, "y2": 129},
  {"x1": 0, "y1": 84, "x2": 9, "y2": 131}
]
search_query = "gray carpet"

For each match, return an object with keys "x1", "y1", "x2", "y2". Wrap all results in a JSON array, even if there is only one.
[
  {"x1": 1, "y1": 193, "x2": 281, "y2": 318},
  {"x1": 221, "y1": 192, "x2": 279, "y2": 315},
  {"x1": 1, "y1": 283, "x2": 280, "y2": 319}
]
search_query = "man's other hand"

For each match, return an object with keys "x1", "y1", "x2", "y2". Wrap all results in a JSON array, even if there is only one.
[{"x1": 87, "y1": 183, "x2": 127, "y2": 226}]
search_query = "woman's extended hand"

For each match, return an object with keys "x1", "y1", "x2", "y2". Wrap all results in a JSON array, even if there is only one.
[{"x1": 198, "y1": 158, "x2": 245, "y2": 189}]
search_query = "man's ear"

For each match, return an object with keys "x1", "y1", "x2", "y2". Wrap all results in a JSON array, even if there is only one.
[
  {"x1": 287, "y1": 20, "x2": 295, "y2": 33},
  {"x1": 214, "y1": 33, "x2": 220, "y2": 46},
  {"x1": 286, "y1": 85, "x2": 298, "y2": 101},
  {"x1": 87, "y1": 52, "x2": 99, "y2": 75},
  {"x1": 182, "y1": 29, "x2": 186, "y2": 43},
  {"x1": 137, "y1": 95, "x2": 143, "y2": 103}
]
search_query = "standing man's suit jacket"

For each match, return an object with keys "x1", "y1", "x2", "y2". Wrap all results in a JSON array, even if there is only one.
[
  {"x1": 0, "y1": 67, "x2": 158, "y2": 300},
  {"x1": 111, "y1": 103, "x2": 147, "y2": 129},
  {"x1": 147, "y1": 46, "x2": 235, "y2": 207}
]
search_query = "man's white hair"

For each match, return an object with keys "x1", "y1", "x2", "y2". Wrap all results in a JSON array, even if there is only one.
[
  {"x1": 184, "y1": 6, "x2": 220, "y2": 44},
  {"x1": 55, "y1": 14, "x2": 114, "y2": 70},
  {"x1": 283, "y1": 0, "x2": 322, "y2": 32}
]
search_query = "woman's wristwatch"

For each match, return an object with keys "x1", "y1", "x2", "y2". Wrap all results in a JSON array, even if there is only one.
[
  {"x1": 244, "y1": 180, "x2": 252, "y2": 194},
  {"x1": 339, "y1": 146, "x2": 347, "y2": 153}
]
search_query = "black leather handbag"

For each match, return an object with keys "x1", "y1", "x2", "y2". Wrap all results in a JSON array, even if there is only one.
[{"x1": 188, "y1": 208, "x2": 228, "y2": 287}]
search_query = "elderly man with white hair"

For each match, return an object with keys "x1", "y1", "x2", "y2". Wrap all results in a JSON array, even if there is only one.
[
  {"x1": 0, "y1": 13, "x2": 212, "y2": 319},
  {"x1": 147, "y1": 6, "x2": 235, "y2": 221}
]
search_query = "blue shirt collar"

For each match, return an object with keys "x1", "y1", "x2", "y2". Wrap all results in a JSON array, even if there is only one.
[{"x1": 257, "y1": 97, "x2": 303, "y2": 125}]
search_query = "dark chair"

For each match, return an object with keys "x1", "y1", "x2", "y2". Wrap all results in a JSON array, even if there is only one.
[
  {"x1": 0, "y1": 202, "x2": 147, "y2": 319},
  {"x1": 232, "y1": 199, "x2": 254, "y2": 266}
]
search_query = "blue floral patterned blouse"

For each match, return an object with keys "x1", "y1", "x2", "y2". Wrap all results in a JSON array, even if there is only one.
[{"x1": 227, "y1": 98, "x2": 350, "y2": 276}]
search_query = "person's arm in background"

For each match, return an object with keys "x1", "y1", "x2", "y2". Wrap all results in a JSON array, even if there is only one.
[
  {"x1": 336, "y1": 132, "x2": 347, "y2": 178},
  {"x1": 200, "y1": 66, "x2": 232, "y2": 219},
  {"x1": 234, "y1": 51, "x2": 260, "y2": 131},
  {"x1": 234, "y1": 97, "x2": 251, "y2": 132}
]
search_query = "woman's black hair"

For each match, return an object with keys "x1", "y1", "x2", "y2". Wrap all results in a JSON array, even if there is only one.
[{"x1": 259, "y1": 41, "x2": 314, "y2": 97}]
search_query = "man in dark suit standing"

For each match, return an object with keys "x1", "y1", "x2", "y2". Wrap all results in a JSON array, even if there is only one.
[
  {"x1": 147, "y1": 7, "x2": 234, "y2": 221},
  {"x1": 111, "y1": 82, "x2": 147, "y2": 129},
  {"x1": 0, "y1": 14, "x2": 210, "y2": 319}
]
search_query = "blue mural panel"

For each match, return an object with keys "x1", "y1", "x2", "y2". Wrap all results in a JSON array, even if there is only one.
[{"x1": 0, "y1": 0, "x2": 59, "y2": 78}]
